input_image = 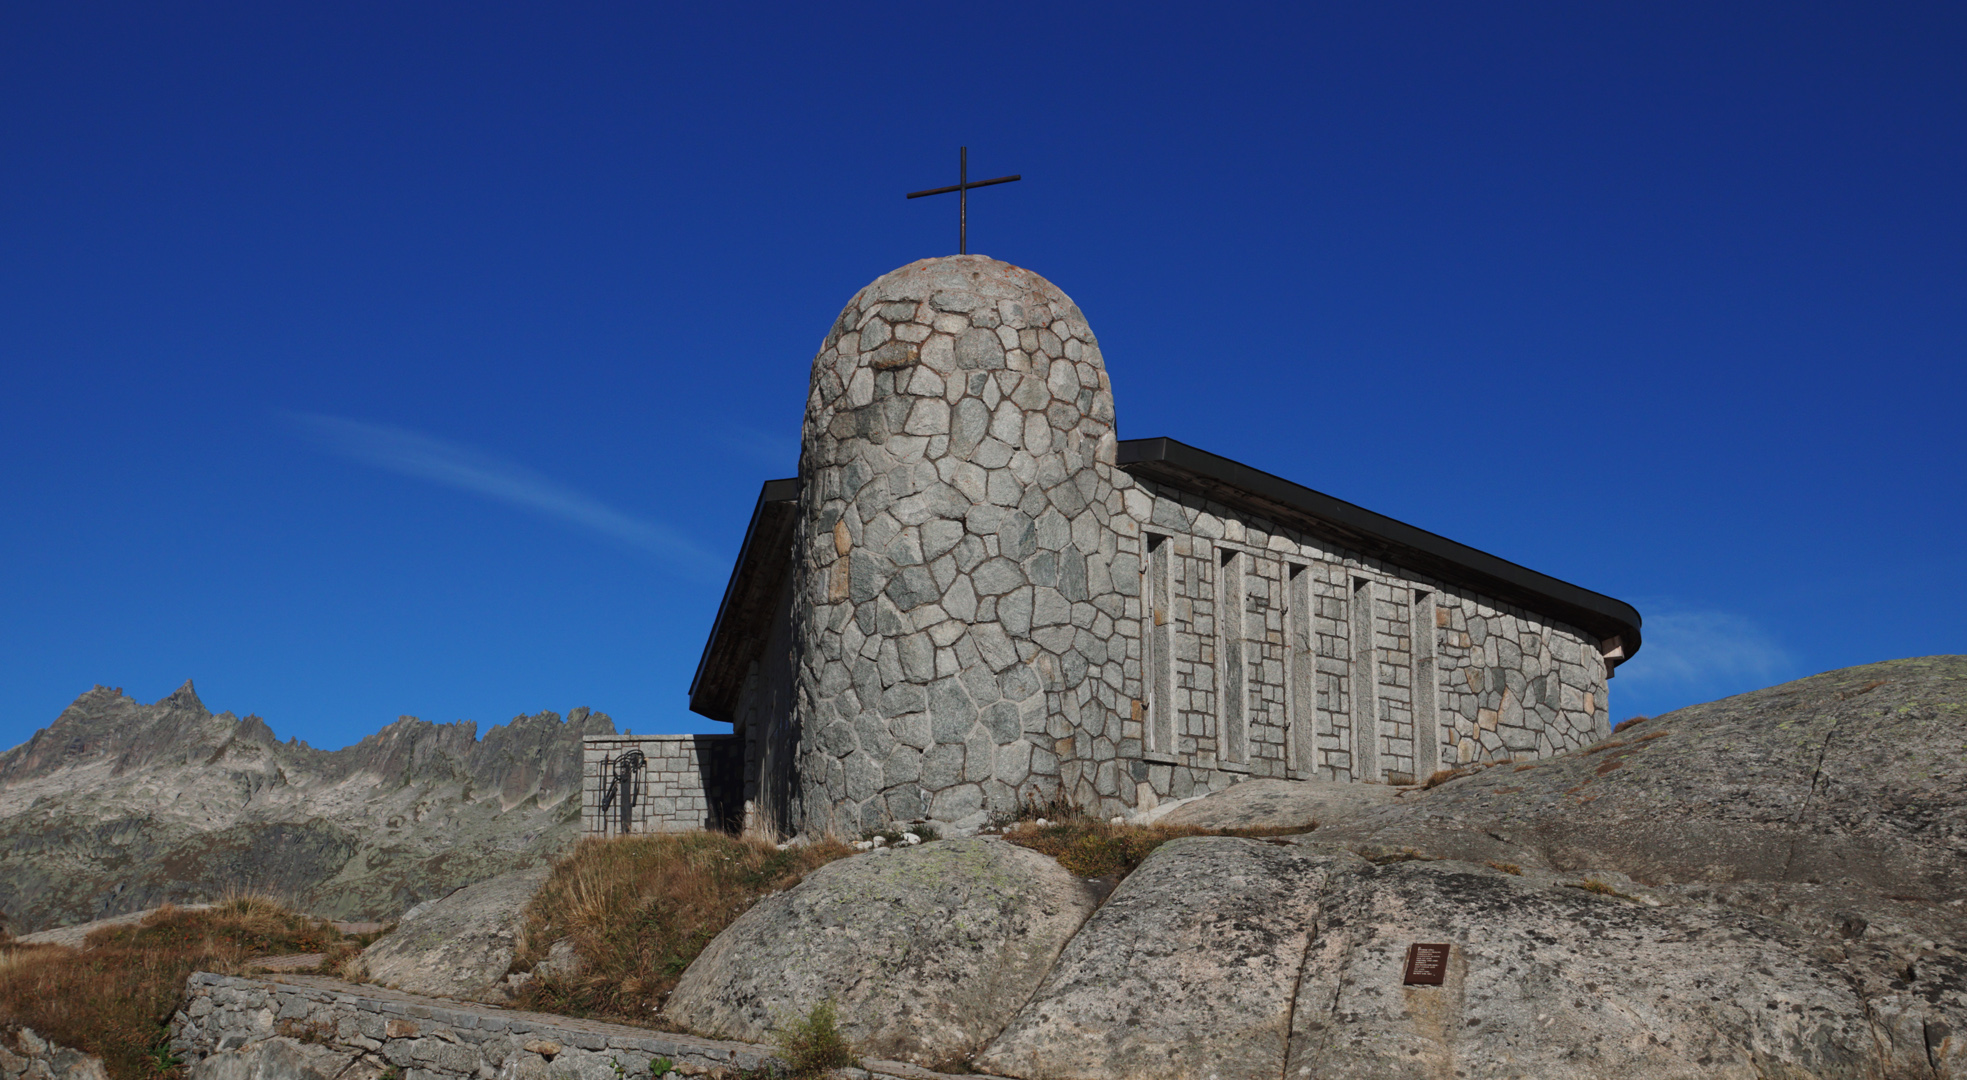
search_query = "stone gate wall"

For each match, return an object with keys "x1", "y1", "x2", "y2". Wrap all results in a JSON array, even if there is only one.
[{"x1": 579, "y1": 735, "x2": 740, "y2": 837}]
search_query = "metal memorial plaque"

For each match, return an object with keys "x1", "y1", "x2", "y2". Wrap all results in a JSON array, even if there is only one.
[{"x1": 1403, "y1": 943, "x2": 1451, "y2": 985}]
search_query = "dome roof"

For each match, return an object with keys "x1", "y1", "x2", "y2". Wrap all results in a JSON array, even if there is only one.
[{"x1": 806, "y1": 255, "x2": 1116, "y2": 446}]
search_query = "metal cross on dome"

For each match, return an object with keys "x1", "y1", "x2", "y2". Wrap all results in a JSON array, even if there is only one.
[{"x1": 907, "y1": 147, "x2": 1021, "y2": 255}]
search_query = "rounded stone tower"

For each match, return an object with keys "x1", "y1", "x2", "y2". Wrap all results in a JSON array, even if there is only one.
[{"x1": 793, "y1": 255, "x2": 1136, "y2": 833}]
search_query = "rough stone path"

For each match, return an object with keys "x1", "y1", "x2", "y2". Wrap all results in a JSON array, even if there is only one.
[
  {"x1": 251, "y1": 953, "x2": 325, "y2": 971},
  {"x1": 14, "y1": 904, "x2": 214, "y2": 948},
  {"x1": 174, "y1": 972, "x2": 998, "y2": 1080},
  {"x1": 17, "y1": 909, "x2": 380, "y2": 951}
]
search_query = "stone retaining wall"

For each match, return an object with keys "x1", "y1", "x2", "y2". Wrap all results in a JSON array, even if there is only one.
[
  {"x1": 0, "y1": 1030, "x2": 105, "y2": 1080},
  {"x1": 172, "y1": 973, "x2": 983, "y2": 1080}
]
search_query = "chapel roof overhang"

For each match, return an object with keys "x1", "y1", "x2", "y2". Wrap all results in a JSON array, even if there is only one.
[
  {"x1": 1116, "y1": 437, "x2": 1642, "y2": 663},
  {"x1": 687, "y1": 442, "x2": 1642, "y2": 722},
  {"x1": 687, "y1": 478, "x2": 799, "y2": 724}
]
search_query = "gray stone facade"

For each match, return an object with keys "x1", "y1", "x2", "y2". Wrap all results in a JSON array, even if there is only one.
[
  {"x1": 1127, "y1": 481, "x2": 1610, "y2": 805},
  {"x1": 579, "y1": 735, "x2": 739, "y2": 837},
  {"x1": 692, "y1": 255, "x2": 1637, "y2": 836}
]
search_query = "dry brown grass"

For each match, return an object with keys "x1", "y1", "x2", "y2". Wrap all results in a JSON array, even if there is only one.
[
  {"x1": 507, "y1": 831, "x2": 852, "y2": 1025},
  {"x1": 0, "y1": 896, "x2": 350, "y2": 1080},
  {"x1": 1004, "y1": 816, "x2": 1315, "y2": 880}
]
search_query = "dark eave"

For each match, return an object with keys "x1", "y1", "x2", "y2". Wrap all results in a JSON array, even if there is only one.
[
  {"x1": 687, "y1": 478, "x2": 800, "y2": 723},
  {"x1": 1117, "y1": 438, "x2": 1642, "y2": 663}
]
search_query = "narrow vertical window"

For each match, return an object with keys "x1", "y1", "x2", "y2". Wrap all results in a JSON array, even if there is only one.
[
  {"x1": 1412, "y1": 589, "x2": 1439, "y2": 782},
  {"x1": 1285, "y1": 564, "x2": 1314, "y2": 776},
  {"x1": 1144, "y1": 534, "x2": 1175, "y2": 755},
  {"x1": 1219, "y1": 547, "x2": 1248, "y2": 765},
  {"x1": 1350, "y1": 576, "x2": 1379, "y2": 782}
]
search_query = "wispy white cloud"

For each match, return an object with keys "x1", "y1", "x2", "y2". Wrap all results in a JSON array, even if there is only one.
[
  {"x1": 287, "y1": 413, "x2": 716, "y2": 572},
  {"x1": 1613, "y1": 606, "x2": 1799, "y2": 716}
]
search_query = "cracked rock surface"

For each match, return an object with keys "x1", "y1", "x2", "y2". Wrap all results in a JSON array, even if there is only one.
[
  {"x1": 975, "y1": 835, "x2": 1329, "y2": 1080},
  {"x1": 663, "y1": 837, "x2": 1103, "y2": 1067},
  {"x1": 353, "y1": 865, "x2": 550, "y2": 1002},
  {"x1": 672, "y1": 659, "x2": 1964, "y2": 1079},
  {"x1": 1288, "y1": 857, "x2": 1900, "y2": 1080}
]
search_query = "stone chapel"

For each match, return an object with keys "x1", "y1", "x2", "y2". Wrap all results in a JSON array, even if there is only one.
[{"x1": 582, "y1": 255, "x2": 1642, "y2": 839}]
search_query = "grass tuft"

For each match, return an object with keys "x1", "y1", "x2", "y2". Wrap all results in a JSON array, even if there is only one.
[
  {"x1": 507, "y1": 831, "x2": 851, "y2": 1025},
  {"x1": 770, "y1": 1000, "x2": 859, "y2": 1078},
  {"x1": 987, "y1": 787, "x2": 1082, "y2": 830},
  {"x1": 0, "y1": 897, "x2": 350, "y2": 1080}
]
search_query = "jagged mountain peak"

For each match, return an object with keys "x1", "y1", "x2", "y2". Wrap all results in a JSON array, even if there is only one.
[
  {"x1": 157, "y1": 678, "x2": 205, "y2": 713},
  {"x1": 0, "y1": 683, "x2": 627, "y2": 933}
]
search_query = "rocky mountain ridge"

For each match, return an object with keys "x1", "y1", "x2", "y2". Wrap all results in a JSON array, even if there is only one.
[{"x1": 0, "y1": 681, "x2": 616, "y2": 933}]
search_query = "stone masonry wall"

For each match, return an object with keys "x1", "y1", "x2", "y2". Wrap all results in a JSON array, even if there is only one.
[
  {"x1": 580, "y1": 735, "x2": 740, "y2": 837},
  {"x1": 793, "y1": 256, "x2": 1142, "y2": 832},
  {"x1": 1125, "y1": 478, "x2": 1609, "y2": 804},
  {"x1": 171, "y1": 973, "x2": 975, "y2": 1080},
  {"x1": 1434, "y1": 592, "x2": 1611, "y2": 764}
]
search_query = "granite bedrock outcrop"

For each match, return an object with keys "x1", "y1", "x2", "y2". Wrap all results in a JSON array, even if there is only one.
[{"x1": 170, "y1": 657, "x2": 1967, "y2": 1080}]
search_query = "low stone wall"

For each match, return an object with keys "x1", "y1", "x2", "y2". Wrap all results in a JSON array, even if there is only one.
[
  {"x1": 581, "y1": 735, "x2": 741, "y2": 837},
  {"x1": 0, "y1": 1030, "x2": 106, "y2": 1080},
  {"x1": 172, "y1": 973, "x2": 984, "y2": 1080}
]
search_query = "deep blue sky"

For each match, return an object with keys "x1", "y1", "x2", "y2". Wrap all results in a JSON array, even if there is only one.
[{"x1": 4, "y1": 3, "x2": 1961, "y2": 750}]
